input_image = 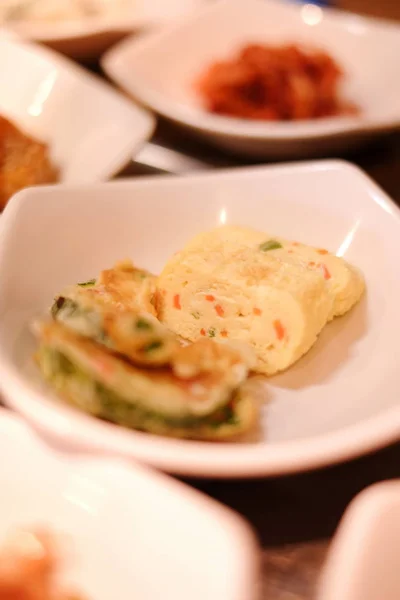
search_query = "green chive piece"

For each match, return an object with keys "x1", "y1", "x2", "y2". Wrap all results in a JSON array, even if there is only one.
[
  {"x1": 142, "y1": 340, "x2": 163, "y2": 353},
  {"x1": 77, "y1": 278, "x2": 96, "y2": 287},
  {"x1": 259, "y1": 240, "x2": 282, "y2": 252},
  {"x1": 191, "y1": 311, "x2": 201, "y2": 320},
  {"x1": 136, "y1": 318, "x2": 152, "y2": 331},
  {"x1": 208, "y1": 327, "x2": 216, "y2": 338}
]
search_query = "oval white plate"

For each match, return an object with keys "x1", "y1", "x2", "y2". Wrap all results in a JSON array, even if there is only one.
[
  {"x1": 0, "y1": 409, "x2": 258, "y2": 600},
  {"x1": 102, "y1": 0, "x2": 400, "y2": 159},
  {"x1": 0, "y1": 34, "x2": 155, "y2": 183},
  {"x1": 0, "y1": 160, "x2": 399, "y2": 478},
  {"x1": 1, "y1": 0, "x2": 208, "y2": 59}
]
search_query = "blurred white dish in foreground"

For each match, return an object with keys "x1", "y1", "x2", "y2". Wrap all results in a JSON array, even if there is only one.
[
  {"x1": 318, "y1": 481, "x2": 400, "y2": 600},
  {"x1": 0, "y1": 409, "x2": 258, "y2": 600}
]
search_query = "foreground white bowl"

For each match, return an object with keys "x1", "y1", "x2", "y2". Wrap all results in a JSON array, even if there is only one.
[
  {"x1": 318, "y1": 481, "x2": 400, "y2": 600},
  {"x1": 0, "y1": 409, "x2": 258, "y2": 600},
  {"x1": 0, "y1": 160, "x2": 399, "y2": 478},
  {"x1": 0, "y1": 34, "x2": 155, "y2": 183},
  {"x1": 103, "y1": 0, "x2": 400, "y2": 159}
]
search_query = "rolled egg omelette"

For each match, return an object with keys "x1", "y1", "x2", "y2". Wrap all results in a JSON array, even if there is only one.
[{"x1": 157, "y1": 225, "x2": 365, "y2": 376}]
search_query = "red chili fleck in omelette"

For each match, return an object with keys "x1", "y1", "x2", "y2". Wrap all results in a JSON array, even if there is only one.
[{"x1": 274, "y1": 319, "x2": 285, "y2": 340}]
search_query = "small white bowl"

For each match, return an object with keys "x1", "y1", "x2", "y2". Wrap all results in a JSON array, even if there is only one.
[
  {"x1": 102, "y1": 0, "x2": 400, "y2": 159},
  {"x1": 0, "y1": 160, "x2": 399, "y2": 478},
  {"x1": 1, "y1": 0, "x2": 208, "y2": 60},
  {"x1": 0, "y1": 33, "x2": 155, "y2": 183},
  {"x1": 0, "y1": 409, "x2": 258, "y2": 600},
  {"x1": 318, "y1": 481, "x2": 400, "y2": 600}
]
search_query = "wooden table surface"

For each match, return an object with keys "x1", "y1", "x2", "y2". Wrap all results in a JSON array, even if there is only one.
[
  {"x1": 100, "y1": 2, "x2": 400, "y2": 598},
  {"x1": 189, "y1": 442, "x2": 400, "y2": 599}
]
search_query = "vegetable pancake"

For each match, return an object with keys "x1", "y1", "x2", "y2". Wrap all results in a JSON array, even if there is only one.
[
  {"x1": 34, "y1": 321, "x2": 256, "y2": 440},
  {"x1": 51, "y1": 260, "x2": 177, "y2": 366}
]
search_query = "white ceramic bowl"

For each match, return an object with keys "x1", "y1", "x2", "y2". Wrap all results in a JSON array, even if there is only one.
[
  {"x1": 0, "y1": 160, "x2": 399, "y2": 478},
  {"x1": 102, "y1": 0, "x2": 400, "y2": 159},
  {"x1": 1, "y1": 0, "x2": 208, "y2": 59},
  {"x1": 318, "y1": 480, "x2": 400, "y2": 600},
  {"x1": 0, "y1": 34, "x2": 155, "y2": 183},
  {"x1": 0, "y1": 409, "x2": 258, "y2": 600}
]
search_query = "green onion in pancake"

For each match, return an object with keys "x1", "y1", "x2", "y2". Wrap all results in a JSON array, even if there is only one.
[
  {"x1": 34, "y1": 321, "x2": 256, "y2": 440},
  {"x1": 50, "y1": 260, "x2": 180, "y2": 366}
]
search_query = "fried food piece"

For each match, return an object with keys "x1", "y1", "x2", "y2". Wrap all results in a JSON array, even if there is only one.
[
  {"x1": 0, "y1": 115, "x2": 58, "y2": 209},
  {"x1": 51, "y1": 260, "x2": 171, "y2": 365},
  {"x1": 96, "y1": 260, "x2": 157, "y2": 316},
  {"x1": 52, "y1": 260, "x2": 179, "y2": 367},
  {"x1": 52, "y1": 261, "x2": 157, "y2": 325},
  {"x1": 53, "y1": 298, "x2": 181, "y2": 368},
  {"x1": 35, "y1": 321, "x2": 256, "y2": 440},
  {"x1": 172, "y1": 337, "x2": 255, "y2": 381}
]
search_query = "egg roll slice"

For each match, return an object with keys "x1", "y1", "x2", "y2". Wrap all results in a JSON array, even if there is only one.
[
  {"x1": 268, "y1": 236, "x2": 365, "y2": 321},
  {"x1": 196, "y1": 225, "x2": 365, "y2": 321},
  {"x1": 157, "y1": 231, "x2": 332, "y2": 376},
  {"x1": 34, "y1": 321, "x2": 256, "y2": 440}
]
